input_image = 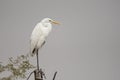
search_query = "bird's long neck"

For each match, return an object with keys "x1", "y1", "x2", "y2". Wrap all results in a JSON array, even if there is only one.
[{"x1": 41, "y1": 23, "x2": 52, "y2": 37}]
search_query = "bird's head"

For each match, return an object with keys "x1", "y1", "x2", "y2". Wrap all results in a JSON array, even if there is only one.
[{"x1": 41, "y1": 18, "x2": 60, "y2": 25}]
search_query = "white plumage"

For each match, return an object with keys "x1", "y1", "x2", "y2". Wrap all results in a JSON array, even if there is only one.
[{"x1": 30, "y1": 18, "x2": 59, "y2": 56}]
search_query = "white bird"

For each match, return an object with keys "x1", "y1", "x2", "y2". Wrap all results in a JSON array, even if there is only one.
[{"x1": 30, "y1": 18, "x2": 60, "y2": 56}]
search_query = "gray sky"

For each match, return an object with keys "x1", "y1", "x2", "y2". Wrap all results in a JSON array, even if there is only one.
[{"x1": 0, "y1": 0, "x2": 120, "y2": 80}]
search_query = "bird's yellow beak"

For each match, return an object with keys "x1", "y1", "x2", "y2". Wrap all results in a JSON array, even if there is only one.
[{"x1": 51, "y1": 20, "x2": 60, "y2": 25}]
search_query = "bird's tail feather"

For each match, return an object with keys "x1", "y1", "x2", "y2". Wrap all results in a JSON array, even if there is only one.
[{"x1": 30, "y1": 48, "x2": 37, "y2": 57}]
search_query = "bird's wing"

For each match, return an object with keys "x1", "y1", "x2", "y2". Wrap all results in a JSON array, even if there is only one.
[{"x1": 30, "y1": 23, "x2": 43, "y2": 54}]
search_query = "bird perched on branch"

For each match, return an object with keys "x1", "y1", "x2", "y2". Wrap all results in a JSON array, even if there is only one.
[{"x1": 30, "y1": 18, "x2": 60, "y2": 56}]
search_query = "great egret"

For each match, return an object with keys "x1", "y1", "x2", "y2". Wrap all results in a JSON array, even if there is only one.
[{"x1": 30, "y1": 18, "x2": 60, "y2": 56}]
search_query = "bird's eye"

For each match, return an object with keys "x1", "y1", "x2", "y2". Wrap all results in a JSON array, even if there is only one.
[{"x1": 49, "y1": 20, "x2": 51, "y2": 22}]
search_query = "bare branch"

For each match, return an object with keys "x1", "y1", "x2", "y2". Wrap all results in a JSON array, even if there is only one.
[
  {"x1": 53, "y1": 71, "x2": 57, "y2": 80},
  {"x1": 27, "y1": 71, "x2": 34, "y2": 80}
]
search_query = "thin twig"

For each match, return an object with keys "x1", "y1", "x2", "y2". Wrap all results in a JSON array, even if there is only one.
[
  {"x1": 53, "y1": 71, "x2": 57, "y2": 80},
  {"x1": 27, "y1": 71, "x2": 34, "y2": 80}
]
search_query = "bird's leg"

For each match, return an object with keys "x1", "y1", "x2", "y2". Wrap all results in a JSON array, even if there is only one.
[
  {"x1": 36, "y1": 49, "x2": 39, "y2": 70},
  {"x1": 35, "y1": 49, "x2": 44, "y2": 80}
]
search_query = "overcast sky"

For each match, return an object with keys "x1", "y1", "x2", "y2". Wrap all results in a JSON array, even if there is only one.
[{"x1": 0, "y1": 0, "x2": 120, "y2": 80}]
